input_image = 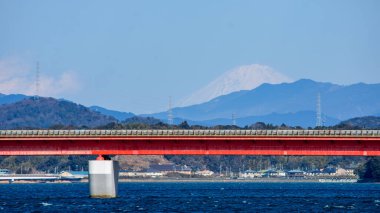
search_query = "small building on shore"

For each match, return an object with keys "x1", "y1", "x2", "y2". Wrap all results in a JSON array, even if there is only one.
[
  {"x1": 306, "y1": 169, "x2": 323, "y2": 177},
  {"x1": 195, "y1": 170, "x2": 214, "y2": 177},
  {"x1": 262, "y1": 169, "x2": 285, "y2": 178},
  {"x1": 119, "y1": 170, "x2": 155, "y2": 178},
  {"x1": 148, "y1": 164, "x2": 192, "y2": 175},
  {"x1": 60, "y1": 171, "x2": 88, "y2": 179},
  {"x1": 0, "y1": 169, "x2": 11, "y2": 175},
  {"x1": 322, "y1": 167, "x2": 337, "y2": 175},
  {"x1": 287, "y1": 170, "x2": 305, "y2": 179},
  {"x1": 241, "y1": 170, "x2": 262, "y2": 178},
  {"x1": 335, "y1": 168, "x2": 355, "y2": 177}
]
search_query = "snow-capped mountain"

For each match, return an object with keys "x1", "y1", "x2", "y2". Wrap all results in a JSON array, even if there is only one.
[
  {"x1": 179, "y1": 64, "x2": 292, "y2": 107},
  {"x1": 147, "y1": 79, "x2": 380, "y2": 123}
]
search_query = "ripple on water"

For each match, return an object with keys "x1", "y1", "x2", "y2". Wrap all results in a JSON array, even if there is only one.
[{"x1": 1, "y1": 182, "x2": 380, "y2": 212}]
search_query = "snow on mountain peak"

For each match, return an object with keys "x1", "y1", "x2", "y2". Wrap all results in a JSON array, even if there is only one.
[{"x1": 179, "y1": 64, "x2": 292, "y2": 107}]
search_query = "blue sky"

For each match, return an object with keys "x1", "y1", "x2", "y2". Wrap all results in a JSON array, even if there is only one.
[{"x1": 0, "y1": 0, "x2": 379, "y2": 113}]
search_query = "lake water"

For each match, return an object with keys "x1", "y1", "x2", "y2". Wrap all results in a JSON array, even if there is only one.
[{"x1": 1, "y1": 182, "x2": 380, "y2": 212}]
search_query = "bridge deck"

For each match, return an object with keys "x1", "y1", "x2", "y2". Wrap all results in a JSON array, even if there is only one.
[{"x1": 0, "y1": 130, "x2": 379, "y2": 156}]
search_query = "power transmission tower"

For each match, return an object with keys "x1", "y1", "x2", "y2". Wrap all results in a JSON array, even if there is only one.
[
  {"x1": 232, "y1": 113, "x2": 236, "y2": 126},
  {"x1": 35, "y1": 62, "x2": 40, "y2": 100},
  {"x1": 316, "y1": 93, "x2": 322, "y2": 127},
  {"x1": 168, "y1": 96, "x2": 173, "y2": 125}
]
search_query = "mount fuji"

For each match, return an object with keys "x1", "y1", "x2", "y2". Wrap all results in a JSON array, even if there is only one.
[
  {"x1": 146, "y1": 78, "x2": 380, "y2": 127},
  {"x1": 179, "y1": 64, "x2": 292, "y2": 107}
]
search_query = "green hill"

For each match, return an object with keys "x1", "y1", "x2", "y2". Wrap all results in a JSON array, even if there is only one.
[
  {"x1": 0, "y1": 97, "x2": 117, "y2": 129},
  {"x1": 338, "y1": 116, "x2": 380, "y2": 129}
]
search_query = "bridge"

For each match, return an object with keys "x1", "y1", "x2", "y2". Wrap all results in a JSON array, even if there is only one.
[
  {"x1": 1, "y1": 129, "x2": 380, "y2": 156},
  {"x1": 1, "y1": 129, "x2": 379, "y2": 198}
]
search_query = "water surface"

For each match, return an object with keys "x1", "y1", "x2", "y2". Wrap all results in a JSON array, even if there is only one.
[{"x1": 1, "y1": 182, "x2": 380, "y2": 212}]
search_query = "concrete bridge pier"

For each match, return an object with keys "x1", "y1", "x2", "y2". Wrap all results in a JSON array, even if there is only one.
[{"x1": 88, "y1": 156, "x2": 119, "y2": 198}]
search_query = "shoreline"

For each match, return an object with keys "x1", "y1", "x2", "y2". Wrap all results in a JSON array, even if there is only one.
[
  {"x1": 0, "y1": 178, "x2": 360, "y2": 184},
  {"x1": 118, "y1": 178, "x2": 357, "y2": 183}
]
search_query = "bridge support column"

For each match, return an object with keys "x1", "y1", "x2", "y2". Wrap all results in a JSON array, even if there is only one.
[{"x1": 88, "y1": 157, "x2": 119, "y2": 198}]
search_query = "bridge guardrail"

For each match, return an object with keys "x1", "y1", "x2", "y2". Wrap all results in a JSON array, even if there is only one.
[{"x1": 0, "y1": 130, "x2": 379, "y2": 137}]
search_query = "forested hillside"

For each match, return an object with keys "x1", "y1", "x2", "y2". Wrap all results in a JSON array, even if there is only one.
[{"x1": 0, "y1": 97, "x2": 117, "y2": 129}]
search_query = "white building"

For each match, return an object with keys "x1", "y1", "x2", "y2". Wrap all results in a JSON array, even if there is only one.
[
  {"x1": 241, "y1": 170, "x2": 262, "y2": 178},
  {"x1": 195, "y1": 170, "x2": 214, "y2": 177}
]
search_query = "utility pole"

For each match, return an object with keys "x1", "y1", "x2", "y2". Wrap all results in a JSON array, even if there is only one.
[{"x1": 232, "y1": 113, "x2": 236, "y2": 126}]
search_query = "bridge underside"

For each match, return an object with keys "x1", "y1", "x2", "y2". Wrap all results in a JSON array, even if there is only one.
[{"x1": 0, "y1": 136, "x2": 379, "y2": 156}]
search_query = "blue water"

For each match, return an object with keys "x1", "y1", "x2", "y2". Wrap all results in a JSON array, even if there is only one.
[{"x1": 1, "y1": 182, "x2": 380, "y2": 212}]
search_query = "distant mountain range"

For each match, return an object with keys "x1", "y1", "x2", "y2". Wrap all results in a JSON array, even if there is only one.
[
  {"x1": 147, "y1": 79, "x2": 380, "y2": 127},
  {"x1": 175, "y1": 111, "x2": 340, "y2": 128},
  {"x1": 1, "y1": 78, "x2": 379, "y2": 128},
  {"x1": 89, "y1": 106, "x2": 135, "y2": 121}
]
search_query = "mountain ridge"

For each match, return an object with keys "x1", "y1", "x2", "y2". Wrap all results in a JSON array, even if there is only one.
[
  {"x1": 0, "y1": 93, "x2": 28, "y2": 105},
  {"x1": 146, "y1": 79, "x2": 380, "y2": 123},
  {"x1": 89, "y1": 106, "x2": 135, "y2": 121},
  {"x1": 175, "y1": 111, "x2": 340, "y2": 128}
]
